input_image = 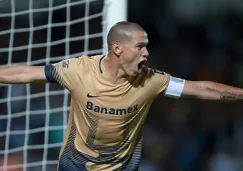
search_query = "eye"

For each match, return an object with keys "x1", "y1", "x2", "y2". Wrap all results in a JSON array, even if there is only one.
[{"x1": 137, "y1": 45, "x2": 143, "y2": 50}]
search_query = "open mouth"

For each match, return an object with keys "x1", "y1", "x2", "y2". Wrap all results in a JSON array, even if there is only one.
[{"x1": 137, "y1": 60, "x2": 147, "y2": 73}]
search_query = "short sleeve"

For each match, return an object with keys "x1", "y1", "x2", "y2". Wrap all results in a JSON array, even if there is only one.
[
  {"x1": 147, "y1": 69, "x2": 185, "y2": 98},
  {"x1": 44, "y1": 57, "x2": 83, "y2": 90},
  {"x1": 146, "y1": 69, "x2": 171, "y2": 96}
]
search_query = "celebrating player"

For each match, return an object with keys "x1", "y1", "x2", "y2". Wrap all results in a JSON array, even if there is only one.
[{"x1": 0, "y1": 21, "x2": 243, "y2": 171}]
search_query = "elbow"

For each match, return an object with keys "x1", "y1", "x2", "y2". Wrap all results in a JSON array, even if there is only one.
[{"x1": 183, "y1": 81, "x2": 228, "y2": 100}]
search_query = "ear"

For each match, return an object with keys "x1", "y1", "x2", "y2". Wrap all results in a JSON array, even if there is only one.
[{"x1": 112, "y1": 43, "x2": 123, "y2": 56}]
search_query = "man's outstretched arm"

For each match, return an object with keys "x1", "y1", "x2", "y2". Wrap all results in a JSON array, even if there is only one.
[
  {"x1": 0, "y1": 65, "x2": 47, "y2": 84},
  {"x1": 181, "y1": 81, "x2": 243, "y2": 100}
]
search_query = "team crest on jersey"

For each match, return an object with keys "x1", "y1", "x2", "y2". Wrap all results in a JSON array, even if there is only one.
[{"x1": 62, "y1": 60, "x2": 69, "y2": 68}]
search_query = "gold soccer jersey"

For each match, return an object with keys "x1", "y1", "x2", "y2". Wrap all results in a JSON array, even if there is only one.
[{"x1": 44, "y1": 55, "x2": 170, "y2": 171}]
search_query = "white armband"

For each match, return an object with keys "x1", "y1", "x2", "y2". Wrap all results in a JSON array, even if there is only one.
[{"x1": 164, "y1": 76, "x2": 185, "y2": 99}]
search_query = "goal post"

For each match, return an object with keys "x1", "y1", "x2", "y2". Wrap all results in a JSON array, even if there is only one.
[
  {"x1": 0, "y1": 0, "x2": 127, "y2": 171},
  {"x1": 102, "y1": 0, "x2": 128, "y2": 54}
]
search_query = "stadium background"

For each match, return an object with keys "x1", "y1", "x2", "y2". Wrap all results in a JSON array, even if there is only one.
[{"x1": 1, "y1": 0, "x2": 243, "y2": 170}]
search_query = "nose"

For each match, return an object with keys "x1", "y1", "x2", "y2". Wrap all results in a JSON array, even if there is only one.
[{"x1": 143, "y1": 47, "x2": 149, "y2": 58}]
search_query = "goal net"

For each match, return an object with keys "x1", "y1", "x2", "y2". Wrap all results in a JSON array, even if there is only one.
[{"x1": 0, "y1": 0, "x2": 126, "y2": 170}]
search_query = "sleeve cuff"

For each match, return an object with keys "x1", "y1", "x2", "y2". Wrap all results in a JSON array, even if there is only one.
[{"x1": 44, "y1": 64, "x2": 58, "y2": 83}]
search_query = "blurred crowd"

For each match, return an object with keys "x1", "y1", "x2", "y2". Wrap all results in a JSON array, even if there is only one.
[
  {"x1": 132, "y1": 0, "x2": 243, "y2": 171},
  {"x1": 1, "y1": 0, "x2": 243, "y2": 171}
]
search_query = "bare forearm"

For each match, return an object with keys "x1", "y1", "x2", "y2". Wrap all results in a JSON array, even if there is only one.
[
  {"x1": 198, "y1": 81, "x2": 243, "y2": 100},
  {"x1": 0, "y1": 65, "x2": 28, "y2": 84},
  {"x1": 0, "y1": 65, "x2": 46, "y2": 84}
]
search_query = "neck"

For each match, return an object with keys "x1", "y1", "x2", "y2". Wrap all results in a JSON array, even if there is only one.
[{"x1": 102, "y1": 53, "x2": 131, "y2": 84}]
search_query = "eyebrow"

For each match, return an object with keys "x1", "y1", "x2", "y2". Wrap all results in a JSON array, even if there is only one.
[{"x1": 136, "y1": 42, "x2": 149, "y2": 46}]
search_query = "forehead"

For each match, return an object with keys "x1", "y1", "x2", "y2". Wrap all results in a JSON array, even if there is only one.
[{"x1": 131, "y1": 31, "x2": 148, "y2": 44}]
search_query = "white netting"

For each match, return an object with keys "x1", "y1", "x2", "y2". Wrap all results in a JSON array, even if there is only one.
[{"x1": 0, "y1": 0, "x2": 106, "y2": 170}]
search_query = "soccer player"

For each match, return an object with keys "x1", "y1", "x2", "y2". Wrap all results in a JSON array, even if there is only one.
[{"x1": 0, "y1": 21, "x2": 243, "y2": 171}]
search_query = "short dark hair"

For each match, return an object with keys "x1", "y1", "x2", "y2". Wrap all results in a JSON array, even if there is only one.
[{"x1": 107, "y1": 21, "x2": 145, "y2": 50}]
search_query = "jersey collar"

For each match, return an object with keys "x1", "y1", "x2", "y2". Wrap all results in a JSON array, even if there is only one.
[{"x1": 99, "y1": 55, "x2": 106, "y2": 74}]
